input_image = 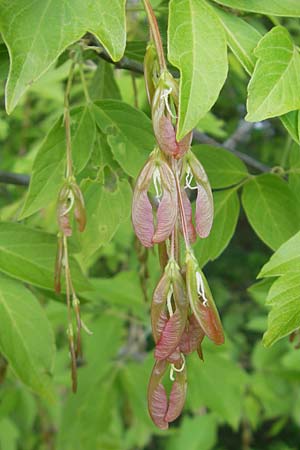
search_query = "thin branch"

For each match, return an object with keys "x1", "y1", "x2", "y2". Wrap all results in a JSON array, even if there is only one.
[
  {"x1": 97, "y1": 49, "x2": 144, "y2": 74},
  {"x1": 0, "y1": 171, "x2": 30, "y2": 186},
  {"x1": 193, "y1": 122, "x2": 270, "y2": 173}
]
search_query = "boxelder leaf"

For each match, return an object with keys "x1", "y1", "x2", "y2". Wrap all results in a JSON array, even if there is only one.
[
  {"x1": 193, "y1": 145, "x2": 248, "y2": 188},
  {"x1": 0, "y1": 274, "x2": 55, "y2": 399},
  {"x1": 194, "y1": 188, "x2": 240, "y2": 268},
  {"x1": 211, "y1": 0, "x2": 300, "y2": 17},
  {"x1": 263, "y1": 273, "x2": 300, "y2": 347},
  {"x1": 0, "y1": 0, "x2": 126, "y2": 113},
  {"x1": 259, "y1": 231, "x2": 300, "y2": 278},
  {"x1": 71, "y1": 105, "x2": 97, "y2": 173},
  {"x1": 187, "y1": 350, "x2": 247, "y2": 429},
  {"x1": 246, "y1": 27, "x2": 300, "y2": 122},
  {"x1": 78, "y1": 178, "x2": 132, "y2": 264},
  {"x1": 242, "y1": 174, "x2": 300, "y2": 251},
  {"x1": 92, "y1": 101, "x2": 155, "y2": 178},
  {"x1": 168, "y1": 0, "x2": 228, "y2": 140},
  {"x1": 212, "y1": 7, "x2": 262, "y2": 75},
  {"x1": 0, "y1": 222, "x2": 91, "y2": 293}
]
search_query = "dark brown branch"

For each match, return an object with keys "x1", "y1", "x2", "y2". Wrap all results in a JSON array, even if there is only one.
[
  {"x1": 0, "y1": 171, "x2": 30, "y2": 186},
  {"x1": 193, "y1": 123, "x2": 270, "y2": 173},
  {"x1": 97, "y1": 49, "x2": 144, "y2": 74}
]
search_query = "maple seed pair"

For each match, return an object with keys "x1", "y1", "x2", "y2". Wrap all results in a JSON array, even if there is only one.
[
  {"x1": 132, "y1": 149, "x2": 177, "y2": 248},
  {"x1": 132, "y1": 148, "x2": 214, "y2": 247},
  {"x1": 57, "y1": 181, "x2": 86, "y2": 237}
]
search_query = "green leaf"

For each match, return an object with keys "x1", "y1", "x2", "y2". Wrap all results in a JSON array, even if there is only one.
[
  {"x1": 259, "y1": 231, "x2": 300, "y2": 277},
  {"x1": 0, "y1": 222, "x2": 90, "y2": 292},
  {"x1": 92, "y1": 101, "x2": 155, "y2": 178},
  {"x1": 242, "y1": 174, "x2": 300, "y2": 250},
  {"x1": 194, "y1": 188, "x2": 240, "y2": 267},
  {"x1": 84, "y1": 271, "x2": 147, "y2": 322},
  {"x1": 0, "y1": 274, "x2": 55, "y2": 399},
  {"x1": 212, "y1": 7, "x2": 262, "y2": 75},
  {"x1": 78, "y1": 178, "x2": 131, "y2": 263},
  {"x1": 20, "y1": 107, "x2": 96, "y2": 219},
  {"x1": 0, "y1": 0, "x2": 126, "y2": 113},
  {"x1": 281, "y1": 111, "x2": 300, "y2": 144},
  {"x1": 263, "y1": 273, "x2": 300, "y2": 347},
  {"x1": 168, "y1": 0, "x2": 228, "y2": 139},
  {"x1": 187, "y1": 349, "x2": 247, "y2": 429},
  {"x1": 246, "y1": 27, "x2": 300, "y2": 122},
  {"x1": 197, "y1": 112, "x2": 227, "y2": 139},
  {"x1": 0, "y1": 418, "x2": 19, "y2": 450},
  {"x1": 89, "y1": 60, "x2": 121, "y2": 101},
  {"x1": 57, "y1": 314, "x2": 124, "y2": 450},
  {"x1": 193, "y1": 145, "x2": 248, "y2": 188},
  {"x1": 212, "y1": 0, "x2": 300, "y2": 17},
  {"x1": 166, "y1": 414, "x2": 217, "y2": 450},
  {"x1": 71, "y1": 105, "x2": 97, "y2": 173}
]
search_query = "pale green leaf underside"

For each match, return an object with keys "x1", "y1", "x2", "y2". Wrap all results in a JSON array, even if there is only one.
[
  {"x1": 212, "y1": 6, "x2": 262, "y2": 75},
  {"x1": 263, "y1": 273, "x2": 300, "y2": 347},
  {"x1": 211, "y1": 0, "x2": 300, "y2": 17},
  {"x1": 242, "y1": 174, "x2": 300, "y2": 250},
  {"x1": 195, "y1": 188, "x2": 240, "y2": 268},
  {"x1": 0, "y1": 274, "x2": 55, "y2": 398},
  {"x1": 168, "y1": 0, "x2": 228, "y2": 139},
  {"x1": 0, "y1": 0, "x2": 126, "y2": 113},
  {"x1": 246, "y1": 27, "x2": 300, "y2": 122},
  {"x1": 259, "y1": 231, "x2": 300, "y2": 278}
]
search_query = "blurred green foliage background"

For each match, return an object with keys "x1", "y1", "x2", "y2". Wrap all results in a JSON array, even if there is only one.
[{"x1": 0, "y1": 1, "x2": 300, "y2": 450}]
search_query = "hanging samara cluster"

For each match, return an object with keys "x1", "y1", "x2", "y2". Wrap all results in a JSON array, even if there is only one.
[{"x1": 131, "y1": 2, "x2": 225, "y2": 430}]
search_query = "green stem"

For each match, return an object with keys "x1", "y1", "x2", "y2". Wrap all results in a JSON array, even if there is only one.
[
  {"x1": 142, "y1": 0, "x2": 166, "y2": 72},
  {"x1": 79, "y1": 61, "x2": 91, "y2": 103},
  {"x1": 64, "y1": 61, "x2": 76, "y2": 179}
]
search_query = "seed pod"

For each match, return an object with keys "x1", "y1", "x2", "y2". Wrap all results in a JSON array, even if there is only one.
[
  {"x1": 147, "y1": 358, "x2": 187, "y2": 428},
  {"x1": 180, "y1": 187, "x2": 196, "y2": 244},
  {"x1": 185, "y1": 151, "x2": 214, "y2": 238},
  {"x1": 179, "y1": 314, "x2": 205, "y2": 355},
  {"x1": 153, "y1": 261, "x2": 188, "y2": 360},
  {"x1": 144, "y1": 43, "x2": 159, "y2": 106},
  {"x1": 186, "y1": 252, "x2": 224, "y2": 345},
  {"x1": 54, "y1": 236, "x2": 63, "y2": 294},
  {"x1": 152, "y1": 160, "x2": 177, "y2": 244},
  {"x1": 165, "y1": 360, "x2": 187, "y2": 422},
  {"x1": 72, "y1": 182, "x2": 86, "y2": 232},
  {"x1": 152, "y1": 73, "x2": 192, "y2": 158},
  {"x1": 151, "y1": 270, "x2": 171, "y2": 343},
  {"x1": 57, "y1": 185, "x2": 72, "y2": 237},
  {"x1": 147, "y1": 360, "x2": 169, "y2": 429},
  {"x1": 132, "y1": 152, "x2": 177, "y2": 247}
]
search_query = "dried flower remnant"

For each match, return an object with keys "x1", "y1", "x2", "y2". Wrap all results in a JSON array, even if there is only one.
[
  {"x1": 131, "y1": 0, "x2": 225, "y2": 429},
  {"x1": 53, "y1": 56, "x2": 89, "y2": 393}
]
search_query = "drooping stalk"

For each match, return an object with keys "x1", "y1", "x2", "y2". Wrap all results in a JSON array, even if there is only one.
[
  {"x1": 64, "y1": 61, "x2": 76, "y2": 179},
  {"x1": 143, "y1": 0, "x2": 166, "y2": 73}
]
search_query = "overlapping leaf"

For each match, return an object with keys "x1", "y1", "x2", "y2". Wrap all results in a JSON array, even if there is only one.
[
  {"x1": 242, "y1": 174, "x2": 300, "y2": 250},
  {"x1": 212, "y1": 0, "x2": 300, "y2": 17},
  {"x1": 0, "y1": 0, "x2": 126, "y2": 113},
  {"x1": 0, "y1": 222, "x2": 90, "y2": 292},
  {"x1": 0, "y1": 274, "x2": 55, "y2": 399},
  {"x1": 246, "y1": 27, "x2": 300, "y2": 122},
  {"x1": 168, "y1": 0, "x2": 228, "y2": 139}
]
